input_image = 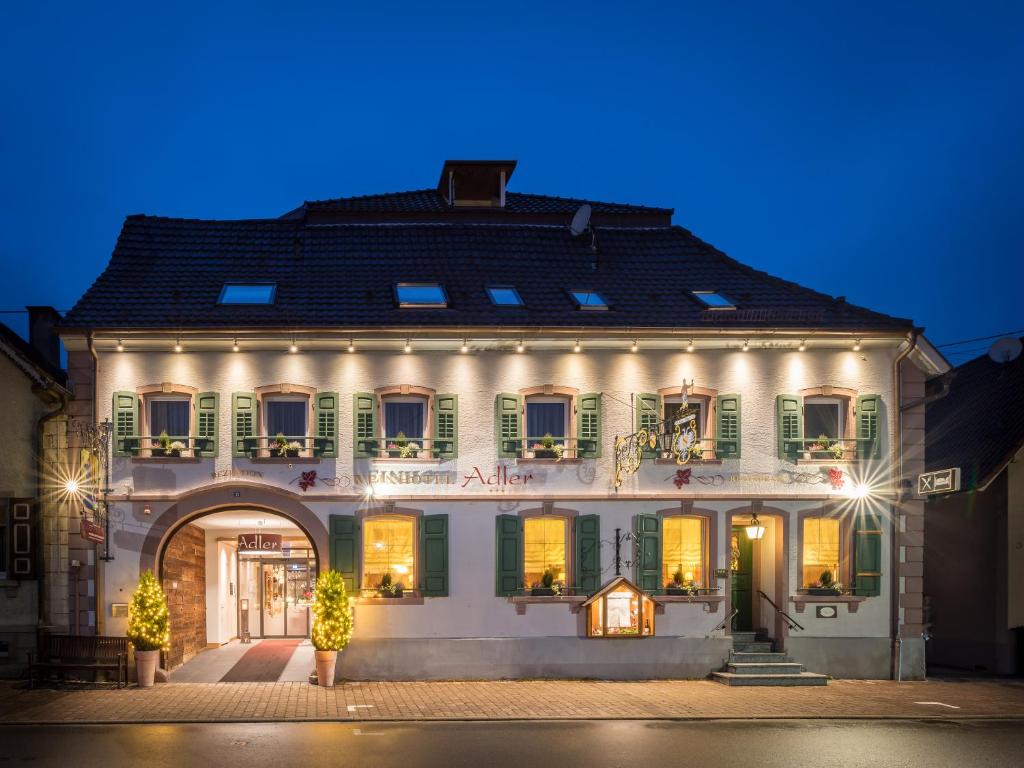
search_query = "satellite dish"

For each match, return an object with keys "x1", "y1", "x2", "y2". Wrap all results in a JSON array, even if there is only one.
[
  {"x1": 988, "y1": 337, "x2": 1022, "y2": 363},
  {"x1": 569, "y1": 204, "x2": 592, "y2": 236}
]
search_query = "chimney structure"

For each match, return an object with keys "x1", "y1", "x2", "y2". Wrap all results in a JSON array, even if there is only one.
[{"x1": 27, "y1": 305, "x2": 63, "y2": 370}]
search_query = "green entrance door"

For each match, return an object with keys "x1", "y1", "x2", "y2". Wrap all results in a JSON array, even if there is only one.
[{"x1": 730, "y1": 525, "x2": 753, "y2": 631}]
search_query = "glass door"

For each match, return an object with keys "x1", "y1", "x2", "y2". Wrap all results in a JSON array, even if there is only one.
[
  {"x1": 285, "y1": 561, "x2": 312, "y2": 636},
  {"x1": 261, "y1": 562, "x2": 286, "y2": 636}
]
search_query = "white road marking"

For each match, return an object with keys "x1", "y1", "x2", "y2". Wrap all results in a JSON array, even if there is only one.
[
  {"x1": 914, "y1": 701, "x2": 961, "y2": 709},
  {"x1": 347, "y1": 704, "x2": 374, "y2": 713}
]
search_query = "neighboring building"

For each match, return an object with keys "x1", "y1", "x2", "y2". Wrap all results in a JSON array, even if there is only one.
[
  {"x1": 925, "y1": 339, "x2": 1024, "y2": 675},
  {"x1": 0, "y1": 309, "x2": 69, "y2": 677},
  {"x1": 56, "y1": 160, "x2": 947, "y2": 680}
]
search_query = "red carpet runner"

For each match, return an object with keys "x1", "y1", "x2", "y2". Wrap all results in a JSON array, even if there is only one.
[{"x1": 220, "y1": 639, "x2": 302, "y2": 682}]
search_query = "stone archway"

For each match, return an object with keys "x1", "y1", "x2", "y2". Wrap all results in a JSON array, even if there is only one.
[{"x1": 140, "y1": 483, "x2": 329, "y2": 670}]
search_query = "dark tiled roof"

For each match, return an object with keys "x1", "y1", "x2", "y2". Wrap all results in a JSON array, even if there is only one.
[
  {"x1": 299, "y1": 189, "x2": 672, "y2": 216},
  {"x1": 0, "y1": 320, "x2": 68, "y2": 387},
  {"x1": 926, "y1": 340, "x2": 1024, "y2": 492},
  {"x1": 60, "y1": 215, "x2": 913, "y2": 332}
]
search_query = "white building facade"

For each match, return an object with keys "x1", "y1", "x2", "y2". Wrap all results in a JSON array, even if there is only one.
[{"x1": 57, "y1": 160, "x2": 947, "y2": 680}]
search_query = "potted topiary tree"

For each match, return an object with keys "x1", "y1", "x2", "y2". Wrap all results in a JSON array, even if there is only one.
[
  {"x1": 126, "y1": 570, "x2": 169, "y2": 688},
  {"x1": 311, "y1": 570, "x2": 353, "y2": 688}
]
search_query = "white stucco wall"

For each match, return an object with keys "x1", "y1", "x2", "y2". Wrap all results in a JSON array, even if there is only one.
[{"x1": 93, "y1": 345, "x2": 897, "y2": 650}]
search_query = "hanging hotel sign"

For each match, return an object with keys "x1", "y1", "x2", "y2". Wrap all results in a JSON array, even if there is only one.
[
  {"x1": 918, "y1": 468, "x2": 960, "y2": 496},
  {"x1": 237, "y1": 533, "x2": 282, "y2": 554},
  {"x1": 80, "y1": 518, "x2": 105, "y2": 544}
]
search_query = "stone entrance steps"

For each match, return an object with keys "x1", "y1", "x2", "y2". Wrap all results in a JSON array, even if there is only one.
[{"x1": 712, "y1": 630, "x2": 828, "y2": 687}]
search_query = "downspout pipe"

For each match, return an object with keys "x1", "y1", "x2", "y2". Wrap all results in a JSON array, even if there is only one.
[{"x1": 890, "y1": 330, "x2": 919, "y2": 680}]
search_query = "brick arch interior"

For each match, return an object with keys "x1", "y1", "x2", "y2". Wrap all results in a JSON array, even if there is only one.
[
  {"x1": 725, "y1": 505, "x2": 790, "y2": 649},
  {"x1": 140, "y1": 484, "x2": 328, "y2": 670}
]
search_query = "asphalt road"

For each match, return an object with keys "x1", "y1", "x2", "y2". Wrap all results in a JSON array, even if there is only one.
[{"x1": 0, "y1": 720, "x2": 1021, "y2": 767}]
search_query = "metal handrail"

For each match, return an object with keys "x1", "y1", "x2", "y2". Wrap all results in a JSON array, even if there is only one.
[
  {"x1": 758, "y1": 590, "x2": 804, "y2": 632},
  {"x1": 710, "y1": 608, "x2": 739, "y2": 635}
]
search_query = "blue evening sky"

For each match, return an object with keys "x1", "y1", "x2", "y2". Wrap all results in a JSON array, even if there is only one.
[{"x1": 2, "y1": 2, "x2": 1021, "y2": 364}]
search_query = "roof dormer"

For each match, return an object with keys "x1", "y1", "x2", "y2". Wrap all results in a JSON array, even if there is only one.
[{"x1": 437, "y1": 159, "x2": 517, "y2": 207}]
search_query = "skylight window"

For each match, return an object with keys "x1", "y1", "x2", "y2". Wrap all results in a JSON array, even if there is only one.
[
  {"x1": 396, "y1": 283, "x2": 448, "y2": 307},
  {"x1": 218, "y1": 283, "x2": 276, "y2": 304},
  {"x1": 692, "y1": 291, "x2": 736, "y2": 310},
  {"x1": 569, "y1": 290, "x2": 608, "y2": 310},
  {"x1": 487, "y1": 286, "x2": 524, "y2": 307}
]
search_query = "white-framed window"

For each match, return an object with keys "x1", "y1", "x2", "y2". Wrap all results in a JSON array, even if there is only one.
[
  {"x1": 362, "y1": 515, "x2": 417, "y2": 591},
  {"x1": 381, "y1": 394, "x2": 429, "y2": 458},
  {"x1": 804, "y1": 397, "x2": 844, "y2": 441},
  {"x1": 662, "y1": 516, "x2": 706, "y2": 589},
  {"x1": 137, "y1": 385, "x2": 198, "y2": 456},
  {"x1": 663, "y1": 396, "x2": 706, "y2": 441},
  {"x1": 523, "y1": 516, "x2": 569, "y2": 589},
  {"x1": 525, "y1": 395, "x2": 570, "y2": 452}
]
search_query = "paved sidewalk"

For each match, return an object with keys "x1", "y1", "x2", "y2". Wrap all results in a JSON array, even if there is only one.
[{"x1": 2, "y1": 679, "x2": 1024, "y2": 724}]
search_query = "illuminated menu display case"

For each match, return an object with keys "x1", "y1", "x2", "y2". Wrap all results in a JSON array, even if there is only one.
[{"x1": 583, "y1": 576, "x2": 657, "y2": 638}]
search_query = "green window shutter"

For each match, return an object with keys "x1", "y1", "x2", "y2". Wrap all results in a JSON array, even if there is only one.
[
  {"x1": 329, "y1": 514, "x2": 358, "y2": 593},
  {"x1": 495, "y1": 514, "x2": 522, "y2": 596},
  {"x1": 636, "y1": 513, "x2": 662, "y2": 594},
  {"x1": 232, "y1": 392, "x2": 257, "y2": 458},
  {"x1": 314, "y1": 391, "x2": 339, "y2": 458},
  {"x1": 715, "y1": 394, "x2": 741, "y2": 459},
  {"x1": 495, "y1": 393, "x2": 523, "y2": 459},
  {"x1": 635, "y1": 393, "x2": 662, "y2": 458},
  {"x1": 576, "y1": 392, "x2": 602, "y2": 459},
  {"x1": 856, "y1": 394, "x2": 882, "y2": 460},
  {"x1": 574, "y1": 514, "x2": 601, "y2": 595},
  {"x1": 433, "y1": 394, "x2": 458, "y2": 460},
  {"x1": 420, "y1": 514, "x2": 449, "y2": 596},
  {"x1": 776, "y1": 394, "x2": 803, "y2": 460},
  {"x1": 112, "y1": 391, "x2": 138, "y2": 457},
  {"x1": 196, "y1": 392, "x2": 219, "y2": 458},
  {"x1": 353, "y1": 392, "x2": 379, "y2": 459},
  {"x1": 853, "y1": 511, "x2": 883, "y2": 597}
]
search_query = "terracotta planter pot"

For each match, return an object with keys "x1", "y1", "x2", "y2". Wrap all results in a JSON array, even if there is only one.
[
  {"x1": 314, "y1": 650, "x2": 338, "y2": 688},
  {"x1": 135, "y1": 649, "x2": 160, "y2": 688}
]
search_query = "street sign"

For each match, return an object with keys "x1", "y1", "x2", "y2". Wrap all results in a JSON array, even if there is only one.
[{"x1": 918, "y1": 468, "x2": 960, "y2": 496}]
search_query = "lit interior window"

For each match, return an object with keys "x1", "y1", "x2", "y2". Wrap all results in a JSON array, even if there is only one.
[
  {"x1": 692, "y1": 291, "x2": 735, "y2": 309},
  {"x1": 662, "y1": 517, "x2": 705, "y2": 588},
  {"x1": 523, "y1": 517, "x2": 567, "y2": 588},
  {"x1": 486, "y1": 286, "x2": 524, "y2": 306},
  {"x1": 218, "y1": 283, "x2": 276, "y2": 304},
  {"x1": 396, "y1": 283, "x2": 448, "y2": 307},
  {"x1": 802, "y1": 517, "x2": 840, "y2": 588},
  {"x1": 569, "y1": 289, "x2": 608, "y2": 310},
  {"x1": 362, "y1": 516, "x2": 416, "y2": 589}
]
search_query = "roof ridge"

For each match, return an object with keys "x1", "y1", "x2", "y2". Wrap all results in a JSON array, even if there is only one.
[{"x1": 124, "y1": 213, "x2": 298, "y2": 226}]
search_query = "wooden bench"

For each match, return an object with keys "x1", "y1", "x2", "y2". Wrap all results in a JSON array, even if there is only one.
[{"x1": 27, "y1": 634, "x2": 129, "y2": 688}]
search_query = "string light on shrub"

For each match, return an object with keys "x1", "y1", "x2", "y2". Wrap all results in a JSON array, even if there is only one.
[
  {"x1": 311, "y1": 570, "x2": 354, "y2": 654},
  {"x1": 126, "y1": 570, "x2": 170, "y2": 652}
]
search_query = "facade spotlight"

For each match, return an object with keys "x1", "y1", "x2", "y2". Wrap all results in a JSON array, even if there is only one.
[
  {"x1": 404, "y1": 339, "x2": 412, "y2": 354},
  {"x1": 348, "y1": 339, "x2": 356, "y2": 353},
  {"x1": 116, "y1": 339, "x2": 124, "y2": 352},
  {"x1": 573, "y1": 339, "x2": 581, "y2": 353},
  {"x1": 631, "y1": 339, "x2": 639, "y2": 353},
  {"x1": 798, "y1": 340, "x2": 806, "y2": 352},
  {"x1": 853, "y1": 339, "x2": 862, "y2": 352},
  {"x1": 516, "y1": 339, "x2": 525, "y2": 353},
  {"x1": 232, "y1": 338, "x2": 240, "y2": 352},
  {"x1": 289, "y1": 338, "x2": 298, "y2": 354},
  {"x1": 742, "y1": 340, "x2": 750, "y2": 352},
  {"x1": 174, "y1": 338, "x2": 182, "y2": 353},
  {"x1": 686, "y1": 339, "x2": 695, "y2": 353}
]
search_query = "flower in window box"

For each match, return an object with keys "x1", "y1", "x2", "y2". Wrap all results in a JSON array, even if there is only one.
[
  {"x1": 151, "y1": 430, "x2": 177, "y2": 457},
  {"x1": 531, "y1": 566, "x2": 559, "y2": 596},
  {"x1": 168, "y1": 440, "x2": 187, "y2": 457},
  {"x1": 532, "y1": 433, "x2": 563, "y2": 459},
  {"x1": 400, "y1": 441, "x2": 421, "y2": 459},
  {"x1": 807, "y1": 569, "x2": 844, "y2": 596},
  {"x1": 377, "y1": 571, "x2": 404, "y2": 598}
]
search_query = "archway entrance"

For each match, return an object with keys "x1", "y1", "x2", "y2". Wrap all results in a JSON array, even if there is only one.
[{"x1": 157, "y1": 508, "x2": 320, "y2": 671}]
